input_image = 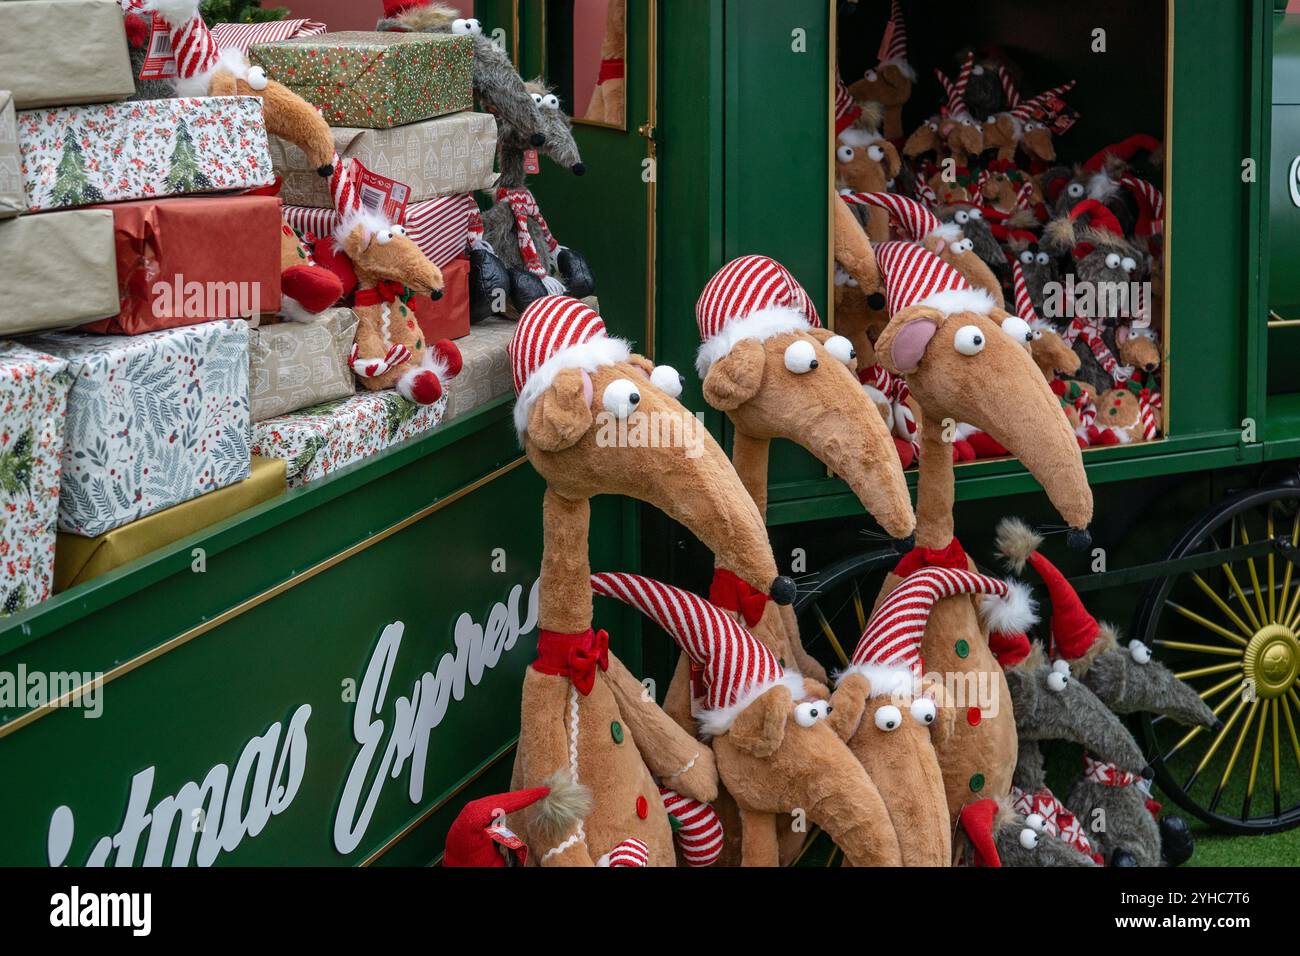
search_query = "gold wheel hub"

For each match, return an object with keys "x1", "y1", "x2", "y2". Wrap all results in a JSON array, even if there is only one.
[{"x1": 1242, "y1": 624, "x2": 1300, "y2": 699}]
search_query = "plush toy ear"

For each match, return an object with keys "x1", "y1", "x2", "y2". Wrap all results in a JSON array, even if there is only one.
[
  {"x1": 1115, "y1": 325, "x2": 1131, "y2": 345},
  {"x1": 701, "y1": 337, "x2": 765, "y2": 411},
  {"x1": 526, "y1": 367, "x2": 594, "y2": 452},
  {"x1": 341, "y1": 223, "x2": 371, "y2": 259},
  {"x1": 874, "y1": 305, "x2": 943, "y2": 375},
  {"x1": 997, "y1": 114, "x2": 1016, "y2": 139},
  {"x1": 726, "y1": 684, "x2": 791, "y2": 758},
  {"x1": 882, "y1": 141, "x2": 902, "y2": 180}
]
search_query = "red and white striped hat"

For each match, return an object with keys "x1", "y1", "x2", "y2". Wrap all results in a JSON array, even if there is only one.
[
  {"x1": 1119, "y1": 175, "x2": 1164, "y2": 238},
  {"x1": 1010, "y1": 80, "x2": 1077, "y2": 125},
  {"x1": 591, "y1": 572, "x2": 806, "y2": 735},
  {"x1": 598, "y1": 838, "x2": 649, "y2": 868},
  {"x1": 874, "y1": 241, "x2": 996, "y2": 317},
  {"x1": 660, "y1": 788, "x2": 724, "y2": 867},
  {"x1": 841, "y1": 567, "x2": 1013, "y2": 696},
  {"x1": 835, "y1": 76, "x2": 863, "y2": 139},
  {"x1": 876, "y1": 0, "x2": 913, "y2": 75},
  {"x1": 1011, "y1": 262, "x2": 1042, "y2": 325},
  {"x1": 695, "y1": 256, "x2": 821, "y2": 376},
  {"x1": 841, "y1": 192, "x2": 961, "y2": 245},
  {"x1": 508, "y1": 296, "x2": 631, "y2": 437},
  {"x1": 935, "y1": 52, "x2": 976, "y2": 119},
  {"x1": 143, "y1": 0, "x2": 262, "y2": 97}
]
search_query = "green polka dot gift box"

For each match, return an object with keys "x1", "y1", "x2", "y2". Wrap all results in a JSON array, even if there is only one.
[{"x1": 249, "y1": 31, "x2": 475, "y2": 130}]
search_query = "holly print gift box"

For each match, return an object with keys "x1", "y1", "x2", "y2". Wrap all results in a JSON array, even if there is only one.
[{"x1": 17, "y1": 97, "x2": 275, "y2": 211}]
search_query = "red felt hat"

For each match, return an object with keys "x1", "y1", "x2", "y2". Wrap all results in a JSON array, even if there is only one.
[
  {"x1": 988, "y1": 630, "x2": 1031, "y2": 669},
  {"x1": 959, "y1": 799, "x2": 1001, "y2": 867},
  {"x1": 1083, "y1": 133, "x2": 1161, "y2": 173},
  {"x1": 382, "y1": 0, "x2": 429, "y2": 18},
  {"x1": 1024, "y1": 549, "x2": 1099, "y2": 661},
  {"x1": 443, "y1": 786, "x2": 551, "y2": 867}
]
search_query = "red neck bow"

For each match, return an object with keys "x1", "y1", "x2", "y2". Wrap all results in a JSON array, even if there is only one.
[
  {"x1": 354, "y1": 280, "x2": 408, "y2": 308},
  {"x1": 893, "y1": 537, "x2": 970, "y2": 577},
  {"x1": 533, "y1": 628, "x2": 609, "y2": 696},
  {"x1": 709, "y1": 568, "x2": 769, "y2": 628}
]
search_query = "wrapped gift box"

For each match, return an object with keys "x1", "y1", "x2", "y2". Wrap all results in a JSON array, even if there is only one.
[
  {"x1": 0, "y1": 344, "x2": 71, "y2": 617},
  {"x1": 253, "y1": 390, "x2": 446, "y2": 487},
  {"x1": 78, "y1": 196, "x2": 283, "y2": 335},
  {"x1": 26, "y1": 321, "x2": 252, "y2": 537},
  {"x1": 250, "y1": 309, "x2": 359, "y2": 422},
  {"x1": 269, "y1": 112, "x2": 498, "y2": 208},
  {"x1": 283, "y1": 193, "x2": 476, "y2": 269},
  {"x1": 410, "y1": 256, "x2": 470, "y2": 345},
  {"x1": 17, "y1": 97, "x2": 275, "y2": 212},
  {"x1": 54, "y1": 456, "x2": 285, "y2": 592},
  {"x1": 249, "y1": 31, "x2": 473, "y2": 129},
  {"x1": 0, "y1": 209, "x2": 119, "y2": 335},
  {"x1": 1, "y1": 92, "x2": 24, "y2": 218},
  {"x1": 210, "y1": 19, "x2": 328, "y2": 53},
  {"x1": 0, "y1": 0, "x2": 135, "y2": 110},
  {"x1": 441, "y1": 317, "x2": 517, "y2": 423}
]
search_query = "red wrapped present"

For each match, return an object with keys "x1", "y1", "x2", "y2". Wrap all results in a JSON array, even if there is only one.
[
  {"x1": 80, "y1": 196, "x2": 282, "y2": 335},
  {"x1": 410, "y1": 256, "x2": 470, "y2": 343}
]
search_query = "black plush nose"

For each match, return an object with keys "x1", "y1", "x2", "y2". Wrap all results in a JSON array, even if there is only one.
[
  {"x1": 572, "y1": 162, "x2": 587, "y2": 176},
  {"x1": 867, "y1": 292, "x2": 887, "y2": 311},
  {"x1": 1066, "y1": 527, "x2": 1092, "y2": 550},
  {"x1": 429, "y1": 289, "x2": 444, "y2": 301},
  {"x1": 1144, "y1": 362, "x2": 1156, "y2": 372},
  {"x1": 317, "y1": 163, "x2": 334, "y2": 177},
  {"x1": 530, "y1": 132, "x2": 547, "y2": 147},
  {"x1": 769, "y1": 576, "x2": 797, "y2": 606},
  {"x1": 892, "y1": 533, "x2": 915, "y2": 554},
  {"x1": 1110, "y1": 849, "x2": 1138, "y2": 867}
]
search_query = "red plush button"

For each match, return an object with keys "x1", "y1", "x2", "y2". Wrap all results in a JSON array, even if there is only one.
[
  {"x1": 636, "y1": 795, "x2": 649, "y2": 819},
  {"x1": 966, "y1": 707, "x2": 982, "y2": 726}
]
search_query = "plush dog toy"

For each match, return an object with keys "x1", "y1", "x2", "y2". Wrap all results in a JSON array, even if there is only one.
[{"x1": 845, "y1": 0, "x2": 913, "y2": 142}]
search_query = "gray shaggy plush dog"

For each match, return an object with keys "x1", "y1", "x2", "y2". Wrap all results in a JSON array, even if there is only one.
[{"x1": 955, "y1": 796, "x2": 1096, "y2": 867}]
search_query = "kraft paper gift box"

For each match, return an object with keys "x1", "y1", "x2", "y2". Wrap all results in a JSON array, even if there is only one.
[
  {"x1": 268, "y1": 112, "x2": 498, "y2": 208},
  {"x1": 249, "y1": 31, "x2": 473, "y2": 129},
  {"x1": 0, "y1": 343, "x2": 71, "y2": 617},
  {"x1": 283, "y1": 193, "x2": 477, "y2": 269},
  {"x1": 1, "y1": 91, "x2": 24, "y2": 218},
  {"x1": 53, "y1": 456, "x2": 286, "y2": 592},
  {"x1": 252, "y1": 390, "x2": 446, "y2": 488},
  {"x1": 25, "y1": 321, "x2": 252, "y2": 537},
  {"x1": 441, "y1": 316, "x2": 517, "y2": 423},
  {"x1": 17, "y1": 97, "x2": 275, "y2": 212},
  {"x1": 0, "y1": 0, "x2": 135, "y2": 110},
  {"x1": 0, "y1": 209, "x2": 119, "y2": 335},
  {"x1": 78, "y1": 195, "x2": 283, "y2": 335},
  {"x1": 249, "y1": 309, "x2": 359, "y2": 422}
]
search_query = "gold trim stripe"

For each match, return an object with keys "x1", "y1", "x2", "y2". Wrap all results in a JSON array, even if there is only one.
[{"x1": 0, "y1": 457, "x2": 528, "y2": 741}]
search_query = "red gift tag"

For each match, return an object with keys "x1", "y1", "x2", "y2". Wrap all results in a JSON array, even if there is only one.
[
  {"x1": 138, "y1": 14, "x2": 178, "y2": 81},
  {"x1": 352, "y1": 161, "x2": 411, "y2": 223},
  {"x1": 1031, "y1": 94, "x2": 1079, "y2": 136},
  {"x1": 486, "y1": 824, "x2": 528, "y2": 865},
  {"x1": 524, "y1": 149, "x2": 540, "y2": 175}
]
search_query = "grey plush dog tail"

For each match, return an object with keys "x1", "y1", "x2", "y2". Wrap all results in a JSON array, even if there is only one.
[{"x1": 996, "y1": 517, "x2": 1043, "y2": 573}]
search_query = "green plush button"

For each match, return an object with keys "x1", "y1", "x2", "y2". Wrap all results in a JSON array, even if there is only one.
[
  {"x1": 955, "y1": 639, "x2": 970, "y2": 659},
  {"x1": 668, "y1": 814, "x2": 683, "y2": 833},
  {"x1": 778, "y1": 658, "x2": 786, "y2": 668},
  {"x1": 969, "y1": 773, "x2": 985, "y2": 793},
  {"x1": 610, "y1": 720, "x2": 624, "y2": 744}
]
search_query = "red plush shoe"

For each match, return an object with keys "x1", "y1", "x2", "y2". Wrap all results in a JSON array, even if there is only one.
[
  {"x1": 966, "y1": 431, "x2": 1009, "y2": 459},
  {"x1": 399, "y1": 369, "x2": 443, "y2": 405},
  {"x1": 893, "y1": 436, "x2": 915, "y2": 469},
  {"x1": 432, "y1": 339, "x2": 463, "y2": 378},
  {"x1": 282, "y1": 265, "x2": 344, "y2": 316}
]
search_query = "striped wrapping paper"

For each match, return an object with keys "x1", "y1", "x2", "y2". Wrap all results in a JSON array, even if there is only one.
[
  {"x1": 283, "y1": 194, "x2": 478, "y2": 269},
  {"x1": 210, "y1": 20, "x2": 327, "y2": 54}
]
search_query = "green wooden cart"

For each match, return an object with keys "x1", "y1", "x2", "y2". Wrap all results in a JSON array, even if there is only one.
[{"x1": 1, "y1": 0, "x2": 1297, "y2": 865}]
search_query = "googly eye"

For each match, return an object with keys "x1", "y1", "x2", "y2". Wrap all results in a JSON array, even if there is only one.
[
  {"x1": 1019, "y1": 250, "x2": 1034, "y2": 265},
  {"x1": 969, "y1": 208, "x2": 983, "y2": 220},
  {"x1": 390, "y1": 224, "x2": 407, "y2": 237},
  {"x1": 1121, "y1": 256, "x2": 1137, "y2": 273},
  {"x1": 1026, "y1": 813, "x2": 1047, "y2": 832},
  {"x1": 865, "y1": 68, "x2": 879, "y2": 82},
  {"x1": 1103, "y1": 252, "x2": 1121, "y2": 270},
  {"x1": 1047, "y1": 670, "x2": 1070, "y2": 692},
  {"x1": 602, "y1": 378, "x2": 641, "y2": 418},
  {"x1": 837, "y1": 145, "x2": 855, "y2": 163},
  {"x1": 824, "y1": 335, "x2": 856, "y2": 365},
  {"x1": 875, "y1": 705, "x2": 903, "y2": 732},
  {"x1": 467, "y1": 18, "x2": 483, "y2": 34},
  {"x1": 1067, "y1": 182, "x2": 1086, "y2": 199},
  {"x1": 531, "y1": 92, "x2": 544, "y2": 105},
  {"x1": 955, "y1": 210, "x2": 970, "y2": 225},
  {"x1": 794, "y1": 700, "x2": 829, "y2": 727},
  {"x1": 246, "y1": 66, "x2": 269, "y2": 91},
  {"x1": 375, "y1": 229, "x2": 393, "y2": 245},
  {"x1": 953, "y1": 325, "x2": 986, "y2": 356},
  {"x1": 1019, "y1": 827, "x2": 1041, "y2": 850},
  {"x1": 452, "y1": 18, "x2": 471, "y2": 34},
  {"x1": 953, "y1": 238, "x2": 973, "y2": 254},
  {"x1": 1052, "y1": 659, "x2": 1071, "y2": 675},
  {"x1": 1001, "y1": 316, "x2": 1033, "y2": 344},
  {"x1": 867, "y1": 144, "x2": 885, "y2": 162},
  {"x1": 928, "y1": 121, "x2": 939, "y2": 131},
  {"x1": 650, "y1": 364, "x2": 684, "y2": 398},
  {"x1": 1033, "y1": 329, "x2": 1043, "y2": 340},
  {"x1": 784, "y1": 339, "x2": 819, "y2": 373},
  {"x1": 1036, "y1": 251, "x2": 1050, "y2": 265},
  {"x1": 1025, "y1": 121, "x2": 1039, "y2": 131},
  {"x1": 1129, "y1": 640, "x2": 1152, "y2": 665},
  {"x1": 910, "y1": 698, "x2": 937, "y2": 726},
  {"x1": 542, "y1": 93, "x2": 561, "y2": 110}
]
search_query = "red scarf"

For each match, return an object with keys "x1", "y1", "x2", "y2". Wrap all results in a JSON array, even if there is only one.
[
  {"x1": 1010, "y1": 784, "x2": 1101, "y2": 863},
  {"x1": 533, "y1": 628, "x2": 609, "y2": 696},
  {"x1": 354, "y1": 280, "x2": 408, "y2": 308},
  {"x1": 496, "y1": 187, "x2": 560, "y2": 279},
  {"x1": 893, "y1": 538, "x2": 969, "y2": 577},
  {"x1": 709, "y1": 568, "x2": 769, "y2": 628},
  {"x1": 597, "y1": 57, "x2": 625, "y2": 84},
  {"x1": 1083, "y1": 755, "x2": 1162, "y2": 818}
]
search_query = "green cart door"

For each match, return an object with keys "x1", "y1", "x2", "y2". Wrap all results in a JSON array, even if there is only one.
[{"x1": 1270, "y1": 12, "x2": 1300, "y2": 391}]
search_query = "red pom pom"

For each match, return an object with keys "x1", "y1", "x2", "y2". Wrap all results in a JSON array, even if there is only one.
[
  {"x1": 433, "y1": 340, "x2": 463, "y2": 378},
  {"x1": 409, "y1": 370, "x2": 443, "y2": 405},
  {"x1": 125, "y1": 13, "x2": 151, "y2": 50}
]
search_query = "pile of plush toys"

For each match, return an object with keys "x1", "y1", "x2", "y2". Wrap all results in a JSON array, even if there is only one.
[{"x1": 834, "y1": 0, "x2": 1165, "y2": 468}]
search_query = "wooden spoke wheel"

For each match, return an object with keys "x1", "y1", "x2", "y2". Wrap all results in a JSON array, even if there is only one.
[{"x1": 1136, "y1": 485, "x2": 1300, "y2": 834}]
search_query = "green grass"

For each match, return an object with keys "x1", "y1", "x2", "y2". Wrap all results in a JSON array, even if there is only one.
[{"x1": 1185, "y1": 819, "x2": 1300, "y2": 866}]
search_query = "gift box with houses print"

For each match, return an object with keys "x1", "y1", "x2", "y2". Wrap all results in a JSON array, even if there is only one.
[
  {"x1": 252, "y1": 390, "x2": 446, "y2": 488},
  {"x1": 24, "y1": 321, "x2": 252, "y2": 537},
  {"x1": 16, "y1": 97, "x2": 275, "y2": 212},
  {"x1": 0, "y1": 344, "x2": 72, "y2": 616}
]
